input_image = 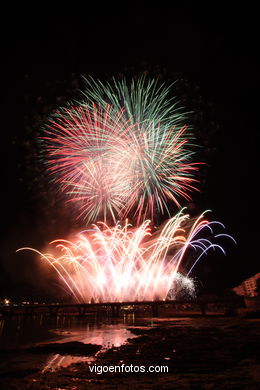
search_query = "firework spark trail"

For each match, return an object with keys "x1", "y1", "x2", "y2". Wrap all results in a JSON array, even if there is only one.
[
  {"x1": 17, "y1": 210, "x2": 233, "y2": 303},
  {"x1": 82, "y1": 76, "x2": 187, "y2": 129},
  {"x1": 42, "y1": 100, "x2": 199, "y2": 224}
]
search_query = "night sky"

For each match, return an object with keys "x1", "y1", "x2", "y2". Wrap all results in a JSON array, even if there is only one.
[{"x1": 1, "y1": 5, "x2": 259, "y2": 300}]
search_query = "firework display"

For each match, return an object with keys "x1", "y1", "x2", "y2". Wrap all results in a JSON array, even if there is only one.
[
  {"x1": 42, "y1": 78, "x2": 199, "y2": 224},
  {"x1": 17, "y1": 210, "x2": 231, "y2": 302},
  {"x1": 18, "y1": 76, "x2": 233, "y2": 302}
]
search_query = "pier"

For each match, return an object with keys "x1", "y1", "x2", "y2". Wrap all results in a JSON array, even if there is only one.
[{"x1": 0, "y1": 299, "x2": 232, "y2": 317}]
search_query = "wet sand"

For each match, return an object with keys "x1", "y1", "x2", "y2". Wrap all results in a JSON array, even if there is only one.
[{"x1": 1, "y1": 317, "x2": 260, "y2": 389}]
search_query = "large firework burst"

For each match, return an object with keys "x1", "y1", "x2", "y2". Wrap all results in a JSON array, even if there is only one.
[{"x1": 42, "y1": 77, "x2": 199, "y2": 224}]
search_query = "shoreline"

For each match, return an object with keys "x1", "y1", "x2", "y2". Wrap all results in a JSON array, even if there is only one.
[{"x1": 0, "y1": 317, "x2": 260, "y2": 389}]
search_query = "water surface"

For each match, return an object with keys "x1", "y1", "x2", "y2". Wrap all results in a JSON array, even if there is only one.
[{"x1": 0, "y1": 314, "x2": 143, "y2": 373}]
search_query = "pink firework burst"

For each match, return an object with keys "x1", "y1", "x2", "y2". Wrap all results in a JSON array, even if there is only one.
[{"x1": 42, "y1": 103, "x2": 199, "y2": 224}]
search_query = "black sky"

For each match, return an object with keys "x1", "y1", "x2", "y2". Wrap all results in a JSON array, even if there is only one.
[{"x1": 1, "y1": 4, "x2": 259, "y2": 299}]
